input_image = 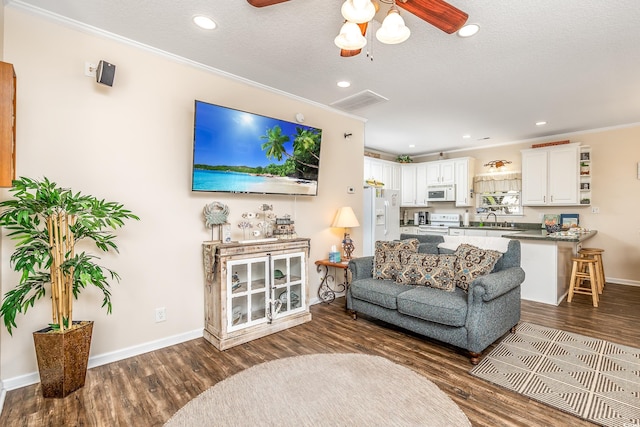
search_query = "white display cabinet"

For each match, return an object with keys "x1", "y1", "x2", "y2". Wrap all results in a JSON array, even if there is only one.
[{"x1": 203, "y1": 238, "x2": 311, "y2": 350}]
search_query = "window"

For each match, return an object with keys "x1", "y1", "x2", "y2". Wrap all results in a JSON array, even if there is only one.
[{"x1": 476, "y1": 191, "x2": 522, "y2": 216}]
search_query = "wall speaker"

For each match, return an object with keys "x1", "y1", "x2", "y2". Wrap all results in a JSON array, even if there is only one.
[{"x1": 96, "y1": 60, "x2": 116, "y2": 86}]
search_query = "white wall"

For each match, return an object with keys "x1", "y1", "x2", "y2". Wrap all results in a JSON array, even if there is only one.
[{"x1": 0, "y1": 7, "x2": 365, "y2": 381}]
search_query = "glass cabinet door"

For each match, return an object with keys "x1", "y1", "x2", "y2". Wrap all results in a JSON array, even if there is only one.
[
  {"x1": 227, "y1": 256, "x2": 269, "y2": 331},
  {"x1": 271, "y1": 252, "x2": 305, "y2": 319}
]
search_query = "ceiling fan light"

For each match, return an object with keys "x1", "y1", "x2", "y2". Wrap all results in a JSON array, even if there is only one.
[
  {"x1": 341, "y1": 0, "x2": 376, "y2": 24},
  {"x1": 458, "y1": 23, "x2": 480, "y2": 38},
  {"x1": 376, "y1": 9, "x2": 410, "y2": 44},
  {"x1": 335, "y1": 21, "x2": 367, "y2": 50}
]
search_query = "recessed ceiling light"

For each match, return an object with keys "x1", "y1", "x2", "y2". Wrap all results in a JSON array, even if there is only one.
[
  {"x1": 536, "y1": 121, "x2": 547, "y2": 126},
  {"x1": 457, "y1": 24, "x2": 480, "y2": 38},
  {"x1": 193, "y1": 15, "x2": 217, "y2": 30},
  {"x1": 409, "y1": 144, "x2": 415, "y2": 148},
  {"x1": 337, "y1": 81, "x2": 351, "y2": 88},
  {"x1": 462, "y1": 134, "x2": 471, "y2": 139}
]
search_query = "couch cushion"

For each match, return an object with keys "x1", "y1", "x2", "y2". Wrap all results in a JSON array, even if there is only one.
[
  {"x1": 350, "y1": 278, "x2": 413, "y2": 310},
  {"x1": 396, "y1": 286, "x2": 468, "y2": 327},
  {"x1": 417, "y1": 243, "x2": 440, "y2": 254},
  {"x1": 374, "y1": 239, "x2": 420, "y2": 280},
  {"x1": 395, "y1": 254, "x2": 457, "y2": 291},
  {"x1": 453, "y1": 244, "x2": 502, "y2": 292}
]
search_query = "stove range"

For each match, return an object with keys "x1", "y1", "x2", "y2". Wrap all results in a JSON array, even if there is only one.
[{"x1": 417, "y1": 213, "x2": 460, "y2": 236}]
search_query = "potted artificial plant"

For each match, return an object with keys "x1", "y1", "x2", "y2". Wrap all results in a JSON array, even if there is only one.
[{"x1": 0, "y1": 177, "x2": 139, "y2": 397}]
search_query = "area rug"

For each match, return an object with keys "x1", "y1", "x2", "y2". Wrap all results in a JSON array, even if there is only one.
[
  {"x1": 164, "y1": 353, "x2": 470, "y2": 426},
  {"x1": 471, "y1": 322, "x2": 640, "y2": 427}
]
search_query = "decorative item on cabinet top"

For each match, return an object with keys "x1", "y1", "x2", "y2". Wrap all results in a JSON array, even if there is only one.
[
  {"x1": 365, "y1": 178, "x2": 384, "y2": 187},
  {"x1": 483, "y1": 159, "x2": 512, "y2": 171},
  {"x1": 531, "y1": 139, "x2": 570, "y2": 149},
  {"x1": 203, "y1": 202, "x2": 230, "y2": 241},
  {"x1": 396, "y1": 155, "x2": 413, "y2": 163}
]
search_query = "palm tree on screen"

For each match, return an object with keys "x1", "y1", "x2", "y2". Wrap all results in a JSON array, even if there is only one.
[{"x1": 261, "y1": 126, "x2": 321, "y2": 175}]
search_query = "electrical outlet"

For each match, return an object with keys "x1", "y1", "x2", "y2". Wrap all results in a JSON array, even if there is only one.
[
  {"x1": 84, "y1": 62, "x2": 96, "y2": 78},
  {"x1": 591, "y1": 206, "x2": 600, "y2": 214},
  {"x1": 155, "y1": 307, "x2": 166, "y2": 323}
]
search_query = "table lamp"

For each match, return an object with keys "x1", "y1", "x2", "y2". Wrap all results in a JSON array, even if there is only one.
[{"x1": 331, "y1": 206, "x2": 360, "y2": 260}]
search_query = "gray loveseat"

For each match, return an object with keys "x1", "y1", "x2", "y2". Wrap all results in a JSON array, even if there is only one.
[{"x1": 346, "y1": 235, "x2": 525, "y2": 364}]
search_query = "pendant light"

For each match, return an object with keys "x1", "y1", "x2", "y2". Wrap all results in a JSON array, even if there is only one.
[
  {"x1": 376, "y1": 2, "x2": 410, "y2": 45},
  {"x1": 335, "y1": 21, "x2": 367, "y2": 50},
  {"x1": 341, "y1": 0, "x2": 376, "y2": 24}
]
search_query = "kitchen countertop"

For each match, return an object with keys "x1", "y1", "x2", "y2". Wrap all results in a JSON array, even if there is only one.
[
  {"x1": 507, "y1": 229, "x2": 597, "y2": 242},
  {"x1": 449, "y1": 225, "x2": 527, "y2": 232},
  {"x1": 402, "y1": 222, "x2": 597, "y2": 242}
]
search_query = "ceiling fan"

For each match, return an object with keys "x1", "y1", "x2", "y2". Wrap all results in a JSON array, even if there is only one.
[{"x1": 247, "y1": 0, "x2": 469, "y2": 57}]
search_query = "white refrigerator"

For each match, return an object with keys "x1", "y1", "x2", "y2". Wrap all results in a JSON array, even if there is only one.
[{"x1": 363, "y1": 187, "x2": 400, "y2": 256}]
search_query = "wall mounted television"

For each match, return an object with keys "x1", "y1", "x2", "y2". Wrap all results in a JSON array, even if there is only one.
[{"x1": 192, "y1": 100, "x2": 323, "y2": 196}]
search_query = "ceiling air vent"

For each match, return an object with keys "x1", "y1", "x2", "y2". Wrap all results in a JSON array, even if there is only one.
[{"x1": 330, "y1": 90, "x2": 388, "y2": 112}]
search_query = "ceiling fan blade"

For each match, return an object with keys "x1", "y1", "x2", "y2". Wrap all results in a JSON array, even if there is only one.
[
  {"x1": 340, "y1": 49, "x2": 362, "y2": 57},
  {"x1": 247, "y1": 0, "x2": 290, "y2": 7},
  {"x1": 397, "y1": 0, "x2": 468, "y2": 34}
]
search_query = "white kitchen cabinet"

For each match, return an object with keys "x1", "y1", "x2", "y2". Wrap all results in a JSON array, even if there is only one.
[
  {"x1": 400, "y1": 226, "x2": 419, "y2": 234},
  {"x1": 465, "y1": 229, "x2": 489, "y2": 237},
  {"x1": 364, "y1": 157, "x2": 401, "y2": 190},
  {"x1": 400, "y1": 163, "x2": 428, "y2": 206},
  {"x1": 426, "y1": 160, "x2": 455, "y2": 186},
  {"x1": 448, "y1": 228, "x2": 520, "y2": 237},
  {"x1": 487, "y1": 229, "x2": 520, "y2": 237},
  {"x1": 454, "y1": 158, "x2": 475, "y2": 207},
  {"x1": 521, "y1": 143, "x2": 580, "y2": 206}
]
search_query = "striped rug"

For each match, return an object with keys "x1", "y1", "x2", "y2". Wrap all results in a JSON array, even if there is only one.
[{"x1": 471, "y1": 322, "x2": 640, "y2": 427}]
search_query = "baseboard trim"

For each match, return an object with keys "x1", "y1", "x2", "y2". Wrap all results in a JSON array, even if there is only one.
[
  {"x1": 607, "y1": 278, "x2": 640, "y2": 287},
  {"x1": 0, "y1": 385, "x2": 6, "y2": 417},
  {"x1": 2, "y1": 328, "x2": 203, "y2": 392}
]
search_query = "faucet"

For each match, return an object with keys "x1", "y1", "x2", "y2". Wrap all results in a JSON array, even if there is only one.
[{"x1": 485, "y1": 212, "x2": 498, "y2": 227}]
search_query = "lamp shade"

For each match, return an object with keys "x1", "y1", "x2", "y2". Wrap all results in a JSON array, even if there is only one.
[
  {"x1": 376, "y1": 8, "x2": 410, "y2": 44},
  {"x1": 341, "y1": 0, "x2": 376, "y2": 24},
  {"x1": 334, "y1": 22, "x2": 367, "y2": 50},
  {"x1": 332, "y1": 206, "x2": 360, "y2": 228}
]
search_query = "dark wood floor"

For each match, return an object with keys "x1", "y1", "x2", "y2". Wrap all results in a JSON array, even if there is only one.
[{"x1": 2, "y1": 283, "x2": 639, "y2": 427}]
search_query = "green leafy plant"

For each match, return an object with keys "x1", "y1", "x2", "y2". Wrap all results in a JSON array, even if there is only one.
[
  {"x1": 0, "y1": 177, "x2": 139, "y2": 335},
  {"x1": 396, "y1": 155, "x2": 413, "y2": 163}
]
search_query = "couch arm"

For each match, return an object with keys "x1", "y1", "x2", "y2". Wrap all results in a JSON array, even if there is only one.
[
  {"x1": 469, "y1": 267, "x2": 525, "y2": 302},
  {"x1": 348, "y1": 256, "x2": 374, "y2": 281}
]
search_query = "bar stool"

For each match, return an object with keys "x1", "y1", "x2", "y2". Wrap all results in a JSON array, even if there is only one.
[
  {"x1": 579, "y1": 248, "x2": 605, "y2": 294},
  {"x1": 567, "y1": 257, "x2": 599, "y2": 307}
]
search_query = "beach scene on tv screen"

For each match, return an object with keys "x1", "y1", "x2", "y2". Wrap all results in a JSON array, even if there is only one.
[{"x1": 192, "y1": 102, "x2": 322, "y2": 196}]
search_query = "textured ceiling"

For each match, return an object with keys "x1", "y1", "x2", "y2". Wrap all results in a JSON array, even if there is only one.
[{"x1": 8, "y1": 0, "x2": 640, "y2": 155}]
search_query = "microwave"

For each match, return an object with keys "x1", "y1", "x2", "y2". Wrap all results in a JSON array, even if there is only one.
[{"x1": 427, "y1": 185, "x2": 455, "y2": 202}]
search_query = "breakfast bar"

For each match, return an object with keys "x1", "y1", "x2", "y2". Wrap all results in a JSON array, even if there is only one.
[{"x1": 507, "y1": 230, "x2": 598, "y2": 305}]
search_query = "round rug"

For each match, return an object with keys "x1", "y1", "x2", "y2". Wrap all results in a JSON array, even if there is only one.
[{"x1": 164, "y1": 353, "x2": 470, "y2": 427}]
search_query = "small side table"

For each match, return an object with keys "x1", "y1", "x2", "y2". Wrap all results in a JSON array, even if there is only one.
[{"x1": 315, "y1": 259, "x2": 350, "y2": 304}]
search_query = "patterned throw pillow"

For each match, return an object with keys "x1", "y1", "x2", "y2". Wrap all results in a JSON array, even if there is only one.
[
  {"x1": 374, "y1": 239, "x2": 420, "y2": 280},
  {"x1": 453, "y1": 244, "x2": 502, "y2": 292},
  {"x1": 396, "y1": 254, "x2": 457, "y2": 291}
]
